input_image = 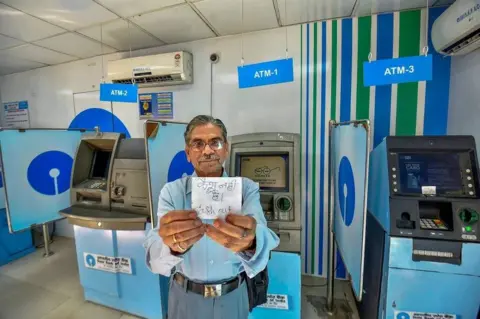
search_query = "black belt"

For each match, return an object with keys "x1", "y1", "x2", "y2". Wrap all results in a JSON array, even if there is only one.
[{"x1": 173, "y1": 273, "x2": 244, "y2": 298}]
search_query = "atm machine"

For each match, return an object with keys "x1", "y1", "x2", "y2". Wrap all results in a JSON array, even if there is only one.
[
  {"x1": 60, "y1": 132, "x2": 168, "y2": 319},
  {"x1": 227, "y1": 133, "x2": 301, "y2": 253},
  {"x1": 61, "y1": 132, "x2": 149, "y2": 229},
  {"x1": 360, "y1": 136, "x2": 480, "y2": 319}
]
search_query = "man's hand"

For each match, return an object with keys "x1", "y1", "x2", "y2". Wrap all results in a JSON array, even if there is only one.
[
  {"x1": 159, "y1": 210, "x2": 205, "y2": 254},
  {"x1": 206, "y1": 214, "x2": 257, "y2": 253}
]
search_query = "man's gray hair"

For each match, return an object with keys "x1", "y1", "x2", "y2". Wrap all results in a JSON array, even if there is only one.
[{"x1": 184, "y1": 115, "x2": 228, "y2": 143}]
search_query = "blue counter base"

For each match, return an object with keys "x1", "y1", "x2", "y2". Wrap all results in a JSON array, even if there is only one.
[
  {"x1": 250, "y1": 252, "x2": 301, "y2": 319},
  {"x1": 74, "y1": 225, "x2": 168, "y2": 319},
  {"x1": 1, "y1": 208, "x2": 35, "y2": 267},
  {"x1": 74, "y1": 224, "x2": 301, "y2": 319},
  {"x1": 0, "y1": 245, "x2": 36, "y2": 267}
]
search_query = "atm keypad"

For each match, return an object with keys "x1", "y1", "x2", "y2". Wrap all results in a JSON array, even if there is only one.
[{"x1": 420, "y1": 218, "x2": 448, "y2": 230}]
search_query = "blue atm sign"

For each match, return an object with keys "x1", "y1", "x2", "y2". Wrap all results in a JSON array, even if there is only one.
[
  {"x1": 100, "y1": 83, "x2": 138, "y2": 103},
  {"x1": 237, "y1": 58, "x2": 294, "y2": 89},
  {"x1": 363, "y1": 55, "x2": 433, "y2": 87}
]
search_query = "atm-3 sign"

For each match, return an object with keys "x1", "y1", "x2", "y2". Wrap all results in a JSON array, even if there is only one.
[{"x1": 363, "y1": 55, "x2": 433, "y2": 87}]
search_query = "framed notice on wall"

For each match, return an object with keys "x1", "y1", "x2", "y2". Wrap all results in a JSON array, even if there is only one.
[
  {"x1": 3, "y1": 101, "x2": 30, "y2": 129},
  {"x1": 139, "y1": 92, "x2": 173, "y2": 120}
]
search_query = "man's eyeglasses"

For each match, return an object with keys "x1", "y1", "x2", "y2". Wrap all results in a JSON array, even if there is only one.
[{"x1": 189, "y1": 139, "x2": 225, "y2": 152}]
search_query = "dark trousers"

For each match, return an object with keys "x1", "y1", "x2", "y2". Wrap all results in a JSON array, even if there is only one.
[{"x1": 168, "y1": 278, "x2": 249, "y2": 319}]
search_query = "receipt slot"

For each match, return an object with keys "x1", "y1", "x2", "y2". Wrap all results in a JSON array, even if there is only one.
[
  {"x1": 359, "y1": 136, "x2": 480, "y2": 319},
  {"x1": 227, "y1": 133, "x2": 301, "y2": 253},
  {"x1": 60, "y1": 133, "x2": 150, "y2": 230}
]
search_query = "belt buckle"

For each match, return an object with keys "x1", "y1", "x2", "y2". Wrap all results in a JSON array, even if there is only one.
[{"x1": 204, "y1": 284, "x2": 222, "y2": 298}]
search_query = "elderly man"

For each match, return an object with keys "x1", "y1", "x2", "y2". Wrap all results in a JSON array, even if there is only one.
[{"x1": 144, "y1": 115, "x2": 279, "y2": 319}]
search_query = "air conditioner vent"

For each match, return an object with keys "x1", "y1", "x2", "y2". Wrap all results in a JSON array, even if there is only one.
[{"x1": 107, "y1": 51, "x2": 193, "y2": 87}]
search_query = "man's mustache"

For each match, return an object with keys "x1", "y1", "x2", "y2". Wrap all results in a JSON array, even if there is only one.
[{"x1": 199, "y1": 155, "x2": 220, "y2": 161}]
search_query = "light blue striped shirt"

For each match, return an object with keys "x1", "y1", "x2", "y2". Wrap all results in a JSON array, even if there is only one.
[{"x1": 144, "y1": 172, "x2": 280, "y2": 282}]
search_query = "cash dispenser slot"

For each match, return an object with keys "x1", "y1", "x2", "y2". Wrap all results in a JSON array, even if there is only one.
[
  {"x1": 412, "y1": 239, "x2": 462, "y2": 265},
  {"x1": 60, "y1": 135, "x2": 149, "y2": 231}
]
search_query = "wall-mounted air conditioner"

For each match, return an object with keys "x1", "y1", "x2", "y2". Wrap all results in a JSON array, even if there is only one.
[
  {"x1": 432, "y1": 0, "x2": 480, "y2": 56},
  {"x1": 107, "y1": 51, "x2": 193, "y2": 87}
]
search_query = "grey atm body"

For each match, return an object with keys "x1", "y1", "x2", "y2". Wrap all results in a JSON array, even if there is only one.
[
  {"x1": 227, "y1": 133, "x2": 301, "y2": 253},
  {"x1": 60, "y1": 133, "x2": 150, "y2": 230}
]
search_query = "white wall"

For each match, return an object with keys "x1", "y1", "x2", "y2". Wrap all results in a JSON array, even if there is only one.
[
  {"x1": 448, "y1": 49, "x2": 480, "y2": 148},
  {"x1": 0, "y1": 26, "x2": 301, "y2": 238}
]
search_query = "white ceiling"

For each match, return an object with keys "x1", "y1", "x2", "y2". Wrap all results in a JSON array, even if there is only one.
[{"x1": 0, "y1": 0, "x2": 455, "y2": 76}]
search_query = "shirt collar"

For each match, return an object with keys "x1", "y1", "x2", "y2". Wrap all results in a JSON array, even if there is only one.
[{"x1": 186, "y1": 169, "x2": 229, "y2": 194}]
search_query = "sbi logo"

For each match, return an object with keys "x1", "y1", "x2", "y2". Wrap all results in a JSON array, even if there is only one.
[
  {"x1": 167, "y1": 151, "x2": 194, "y2": 182},
  {"x1": 27, "y1": 151, "x2": 73, "y2": 196},
  {"x1": 338, "y1": 156, "x2": 355, "y2": 227},
  {"x1": 396, "y1": 312, "x2": 410, "y2": 319},
  {"x1": 85, "y1": 254, "x2": 96, "y2": 267}
]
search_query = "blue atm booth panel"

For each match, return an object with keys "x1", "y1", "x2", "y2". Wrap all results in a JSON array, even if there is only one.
[
  {"x1": 385, "y1": 268, "x2": 480, "y2": 319},
  {"x1": 383, "y1": 238, "x2": 480, "y2": 319},
  {"x1": 249, "y1": 252, "x2": 301, "y2": 319},
  {"x1": 0, "y1": 209, "x2": 35, "y2": 266}
]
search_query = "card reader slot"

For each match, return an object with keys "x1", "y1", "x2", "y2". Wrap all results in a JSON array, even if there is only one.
[{"x1": 111, "y1": 198, "x2": 124, "y2": 204}]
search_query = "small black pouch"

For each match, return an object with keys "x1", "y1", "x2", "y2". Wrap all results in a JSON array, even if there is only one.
[{"x1": 244, "y1": 267, "x2": 269, "y2": 312}]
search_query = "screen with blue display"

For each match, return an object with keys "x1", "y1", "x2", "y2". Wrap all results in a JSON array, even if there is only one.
[{"x1": 398, "y1": 153, "x2": 463, "y2": 195}]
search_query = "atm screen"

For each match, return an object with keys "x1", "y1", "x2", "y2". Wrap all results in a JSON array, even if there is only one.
[
  {"x1": 398, "y1": 153, "x2": 463, "y2": 195},
  {"x1": 238, "y1": 154, "x2": 289, "y2": 191},
  {"x1": 90, "y1": 150, "x2": 111, "y2": 179}
]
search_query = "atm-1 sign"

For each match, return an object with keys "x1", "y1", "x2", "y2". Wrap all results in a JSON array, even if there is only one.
[
  {"x1": 237, "y1": 58, "x2": 294, "y2": 89},
  {"x1": 363, "y1": 55, "x2": 433, "y2": 87}
]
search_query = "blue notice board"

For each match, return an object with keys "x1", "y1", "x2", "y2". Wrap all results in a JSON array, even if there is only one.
[
  {"x1": 100, "y1": 83, "x2": 138, "y2": 103},
  {"x1": 364, "y1": 55, "x2": 433, "y2": 87},
  {"x1": 238, "y1": 58, "x2": 294, "y2": 89}
]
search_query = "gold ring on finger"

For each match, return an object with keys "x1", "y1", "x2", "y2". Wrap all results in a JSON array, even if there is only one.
[
  {"x1": 173, "y1": 234, "x2": 178, "y2": 244},
  {"x1": 177, "y1": 242, "x2": 186, "y2": 252}
]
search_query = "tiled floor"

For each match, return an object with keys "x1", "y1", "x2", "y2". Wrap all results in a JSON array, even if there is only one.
[{"x1": 0, "y1": 237, "x2": 359, "y2": 319}]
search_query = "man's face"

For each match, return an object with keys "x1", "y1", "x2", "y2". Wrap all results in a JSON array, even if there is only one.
[{"x1": 185, "y1": 123, "x2": 229, "y2": 176}]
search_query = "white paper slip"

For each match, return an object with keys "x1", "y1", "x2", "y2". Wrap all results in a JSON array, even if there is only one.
[
  {"x1": 258, "y1": 294, "x2": 289, "y2": 310},
  {"x1": 421, "y1": 186, "x2": 436, "y2": 195},
  {"x1": 191, "y1": 177, "x2": 242, "y2": 219}
]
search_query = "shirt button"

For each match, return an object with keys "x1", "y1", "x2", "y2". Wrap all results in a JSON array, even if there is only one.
[{"x1": 210, "y1": 260, "x2": 214, "y2": 265}]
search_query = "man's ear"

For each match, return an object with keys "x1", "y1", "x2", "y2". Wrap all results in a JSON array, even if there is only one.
[
  {"x1": 185, "y1": 147, "x2": 191, "y2": 162},
  {"x1": 224, "y1": 141, "x2": 229, "y2": 155}
]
